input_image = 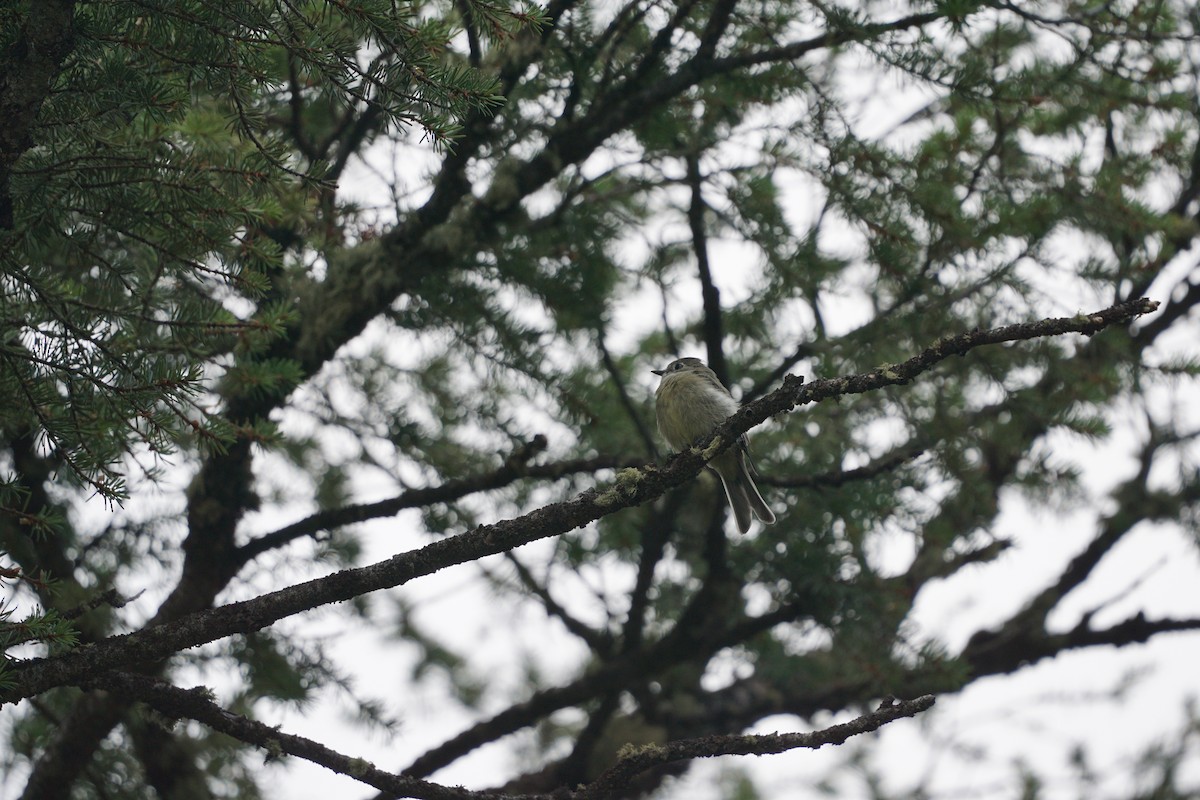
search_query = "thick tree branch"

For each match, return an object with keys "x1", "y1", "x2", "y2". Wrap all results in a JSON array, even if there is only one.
[
  {"x1": 694, "y1": 0, "x2": 739, "y2": 62},
  {"x1": 0, "y1": 299, "x2": 1157, "y2": 706}
]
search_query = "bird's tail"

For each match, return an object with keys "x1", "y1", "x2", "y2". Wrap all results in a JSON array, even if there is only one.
[
  {"x1": 738, "y1": 455, "x2": 776, "y2": 527},
  {"x1": 716, "y1": 453, "x2": 776, "y2": 534}
]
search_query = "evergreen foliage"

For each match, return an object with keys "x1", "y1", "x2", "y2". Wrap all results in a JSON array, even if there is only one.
[{"x1": 1, "y1": 0, "x2": 1198, "y2": 798}]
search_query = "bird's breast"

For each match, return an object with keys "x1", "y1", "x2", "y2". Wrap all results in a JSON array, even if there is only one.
[{"x1": 656, "y1": 375, "x2": 738, "y2": 449}]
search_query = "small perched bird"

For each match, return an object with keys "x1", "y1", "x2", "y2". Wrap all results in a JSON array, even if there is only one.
[{"x1": 652, "y1": 357, "x2": 776, "y2": 533}]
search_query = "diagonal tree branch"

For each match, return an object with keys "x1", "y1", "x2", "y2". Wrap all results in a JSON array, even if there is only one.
[
  {"x1": 759, "y1": 440, "x2": 929, "y2": 489},
  {"x1": 0, "y1": 299, "x2": 1157, "y2": 706},
  {"x1": 237, "y1": 450, "x2": 639, "y2": 565},
  {"x1": 576, "y1": 695, "x2": 936, "y2": 800},
  {"x1": 91, "y1": 672, "x2": 932, "y2": 800},
  {"x1": 403, "y1": 585, "x2": 811, "y2": 779},
  {"x1": 596, "y1": 330, "x2": 660, "y2": 459},
  {"x1": 711, "y1": 10, "x2": 945, "y2": 73},
  {"x1": 963, "y1": 429, "x2": 1200, "y2": 677},
  {"x1": 502, "y1": 552, "x2": 613, "y2": 655},
  {"x1": 90, "y1": 672, "x2": 511, "y2": 800}
]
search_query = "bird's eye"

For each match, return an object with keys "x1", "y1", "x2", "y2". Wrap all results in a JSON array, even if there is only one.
[{"x1": 672, "y1": 362, "x2": 682, "y2": 371}]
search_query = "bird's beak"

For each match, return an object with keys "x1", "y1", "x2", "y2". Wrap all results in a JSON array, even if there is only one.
[{"x1": 651, "y1": 368, "x2": 664, "y2": 376}]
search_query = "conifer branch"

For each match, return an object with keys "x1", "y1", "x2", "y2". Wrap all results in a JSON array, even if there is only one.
[{"x1": 0, "y1": 299, "x2": 1157, "y2": 705}]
